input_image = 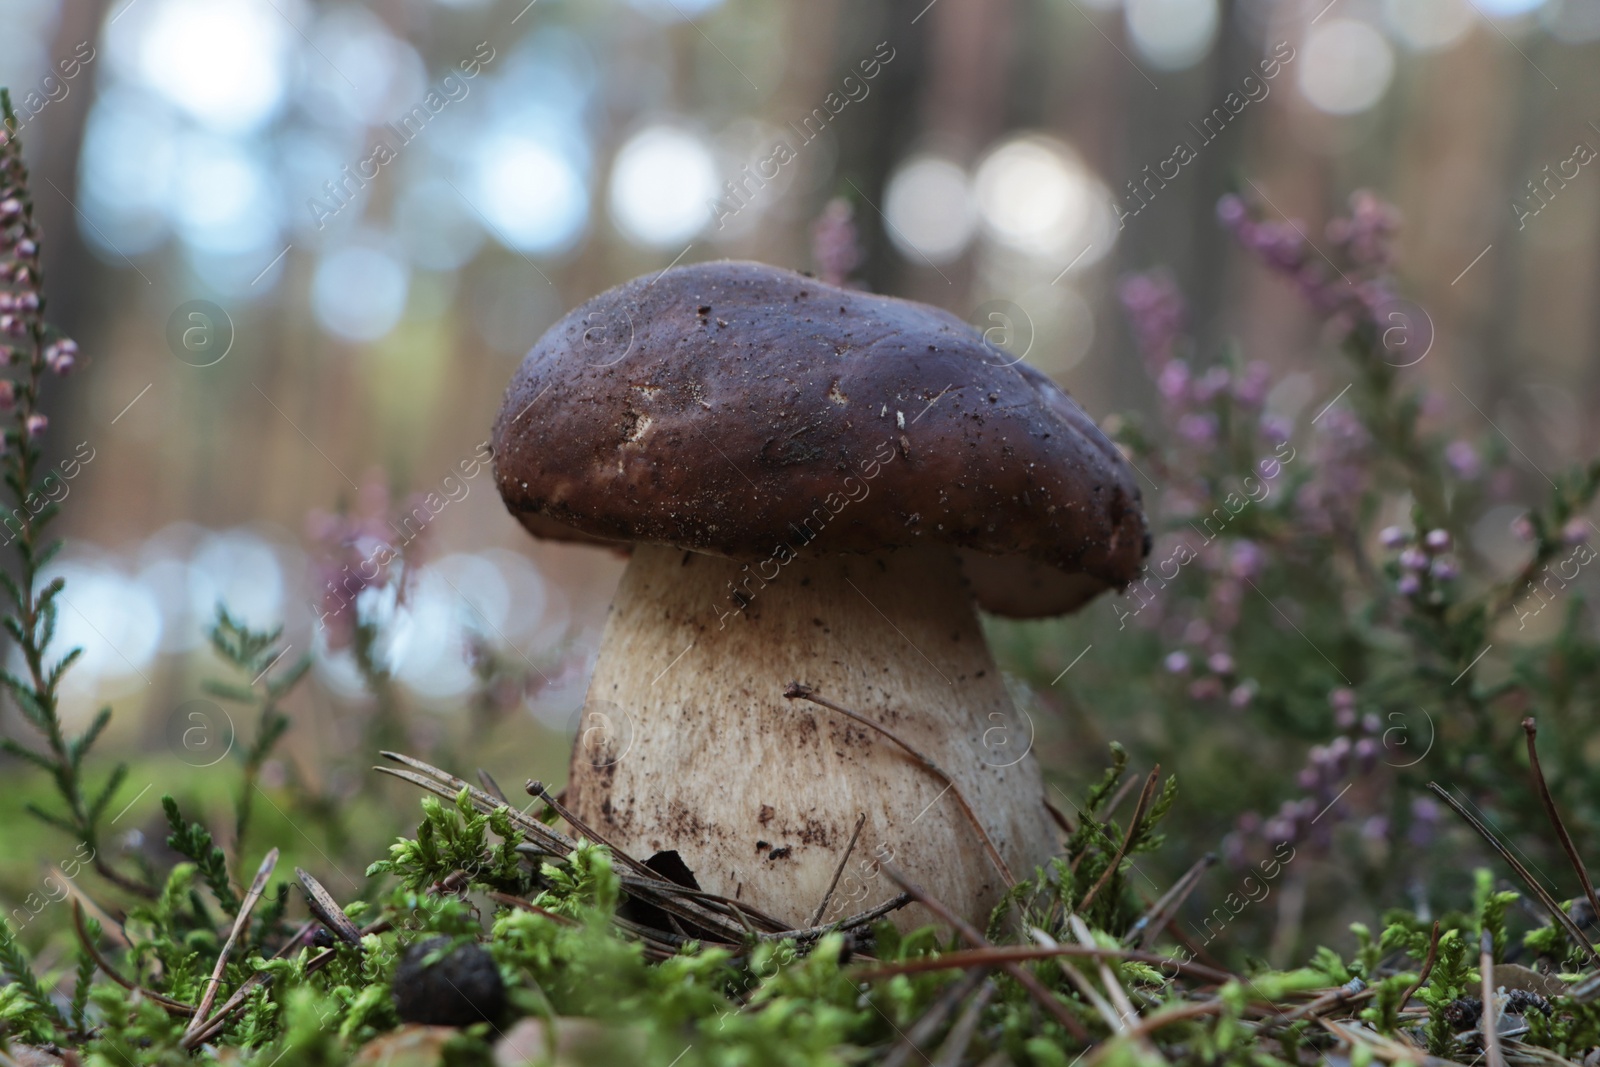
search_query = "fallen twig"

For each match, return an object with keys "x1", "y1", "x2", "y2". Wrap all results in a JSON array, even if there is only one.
[
  {"x1": 931, "y1": 978, "x2": 996, "y2": 1067},
  {"x1": 1125, "y1": 851, "x2": 1216, "y2": 950},
  {"x1": 1396, "y1": 921, "x2": 1442, "y2": 1013},
  {"x1": 477, "y1": 768, "x2": 510, "y2": 804},
  {"x1": 183, "y1": 918, "x2": 392, "y2": 1048},
  {"x1": 855, "y1": 944, "x2": 1235, "y2": 986},
  {"x1": 1069, "y1": 914, "x2": 1149, "y2": 1044},
  {"x1": 1482, "y1": 930, "x2": 1505, "y2": 1067},
  {"x1": 810, "y1": 812, "x2": 868, "y2": 928},
  {"x1": 1427, "y1": 782, "x2": 1600, "y2": 968},
  {"x1": 784, "y1": 683, "x2": 1014, "y2": 886},
  {"x1": 1078, "y1": 767, "x2": 1160, "y2": 914},
  {"x1": 296, "y1": 865, "x2": 363, "y2": 947},
  {"x1": 1278, "y1": 978, "x2": 1373, "y2": 1025},
  {"x1": 527, "y1": 777, "x2": 791, "y2": 934},
  {"x1": 1522, "y1": 719, "x2": 1600, "y2": 926},
  {"x1": 882, "y1": 967, "x2": 988, "y2": 1067},
  {"x1": 381, "y1": 752, "x2": 772, "y2": 943},
  {"x1": 1033, "y1": 927, "x2": 1124, "y2": 1032},
  {"x1": 760, "y1": 893, "x2": 913, "y2": 942},
  {"x1": 880, "y1": 862, "x2": 1091, "y2": 1041},
  {"x1": 185, "y1": 848, "x2": 279, "y2": 1042},
  {"x1": 72, "y1": 902, "x2": 196, "y2": 1018}
]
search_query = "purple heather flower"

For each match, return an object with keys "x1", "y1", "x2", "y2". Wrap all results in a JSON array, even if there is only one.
[
  {"x1": 1234, "y1": 361, "x2": 1272, "y2": 406},
  {"x1": 1429, "y1": 557, "x2": 1457, "y2": 581},
  {"x1": 1207, "y1": 651, "x2": 1235, "y2": 675},
  {"x1": 24, "y1": 412, "x2": 47, "y2": 439},
  {"x1": 1259, "y1": 414, "x2": 1293, "y2": 444},
  {"x1": 0, "y1": 314, "x2": 22, "y2": 338},
  {"x1": 1216, "y1": 194, "x2": 1248, "y2": 229},
  {"x1": 1399, "y1": 547, "x2": 1429, "y2": 572},
  {"x1": 0, "y1": 380, "x2": 14, "y2": 410},
  {"x1": 1335, "y1": 706, "x2": 1357, "y2": 730},
  {"x1": 1156, "y1": 359, "x2": 1190, "y2": 403},
  {"x1": 1562, "y1": 517, "x2": 1590, "y2": 545},
  {"x1": 1119, "y1": 270, "x2": 1188, "y2": 367},
  {"x1": 1298, "y1": 767, "x2": 1320, "y2": 790},
  {"x1": 1229, "y1": 540, "x2": 1265, "y2": 580},
  {"x1": 1361, "y1": 712, "x2": 1381, "y2": 735},
  {"x1": 1189, "y1": 676, "x2": 1225, "y2": 701},
  {"x1": 1510, "y1": 514, "x2": 1536, "y2": 542},
  {"x1": 1339, "y1": 190, "x2": 1402, "y2": 268},
  {"x1": 1221, "y1": 832, "x2": 1247, "y2": 868},
  {"x1": 1330, "y1": 687, "x2": 1357, "y2": 711},
  {"x1": 1360, "y1": 815, "x2": 1389, "y2": 843},
  {"x1": 1263, "y1": 817, "x2": 1295, "y2": 846},
  {"x1": 1193, "y1": 365, "x2": 1231, "y2": 404},
  {"x1": 45, "y1": 338, "x2": 76, "y2": 376},
  {"x1": 14, "y1": 237, "x2": 37, "y2": 259},
  {"x1": 0, "y1": 197, "x2": 21, "y2": 221},
  {"x1": 1445, "y1": 440, "x2": 1481, "y2": 480},
  {"x1": 1423, "y1": 528, "x2": 1451, "y2": 553},
  {"x1": 1397, "y1": 573, "x2": 1422, "y2": 597},
  {"x1": 1409, "y1": 797, "x2": 1441, "y2": 847},
  {"x1": 811, "y1": 197, "x2": 861, "y2": 288},
  {"x1": 1177, "y1": 412, "x2": 1218, "y2": 445},
  {"x1": 307, "y1": 473, "x2": 430, "y2": 652},
  {"x1": 1354, "y1": 737, "x2": 1380, "y2": 772},
  {"x1": 1379, "y1": 525, "x2": 1407, "y2": 549},
  {"x1": 1229, "y1": 682, "x2": 1255, "y2": 708},
  {"x1": 1164, "y1": 650, "x2": 1191, "y2": 674}
]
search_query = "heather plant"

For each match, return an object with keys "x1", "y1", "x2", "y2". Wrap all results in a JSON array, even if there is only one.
[
  {"x1": 999, "y1": 185, "x2": 1600, "y2": 955},
  {"x1": 0, "y1": 88, "x2": 155, "y2": 902}
]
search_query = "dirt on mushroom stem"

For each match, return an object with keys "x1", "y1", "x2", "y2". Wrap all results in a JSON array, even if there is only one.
[{"x1": 565, "y1": 542, "x2": 1060, "y2": 932}]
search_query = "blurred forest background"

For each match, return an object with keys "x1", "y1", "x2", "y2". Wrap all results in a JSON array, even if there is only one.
[{"x1": 3, "y1": 0, "x2": 1600, "y2": 967}]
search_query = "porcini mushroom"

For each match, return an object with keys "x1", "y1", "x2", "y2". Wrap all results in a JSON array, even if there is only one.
[{"x1": 492, "y1": 261, "x2": 1147, "y2": 928}]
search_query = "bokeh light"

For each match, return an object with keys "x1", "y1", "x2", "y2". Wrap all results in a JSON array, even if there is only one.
[
  {"x1": 306, "y1": 7, "x2": 427, "y2": 127},
  {"x1": 608, "y1": 125, "x2": 719, "y2": 247},
  {"x1": 125, "y1": 0, "x2": 293, "y2": 133},
  {"x1": 1382, "y1": 0, "x2": 1477, "y2": 50},
  {"x1": 1542, "y1": 0, "x2": 1600, "y2": 42},
  {"x1": 312, "y1": 243, "x2": 410, "y2": 342},
  {"x1": 35, "y1": 554, "x2": 163, "y2": 703},
  {"x1": 627, "y1": 0, "x2": 726, "y2": 20},
  {"x1": 169, "y1": 133, "x2": 281, "y2": 255},
  {"x1": 1474, "y1": 0, "x2": 1548, "y2": 16},
  {"x1": 473, "y1": 130, "x2": 589, "y2": 255},
  {"x1": 78, "y1": 88, "x2": 179, "y2": 257},
  {"x1": 188, "y1": 529, "x2": 289, "y2": 635},
  {"x1": 883, "y1": 155, "x2": 977, "y2": 265},
  {"x1": 395, "y1": 175, "x2": 487, "y2": 271},
  {"x1": 1125, "y1": 0, "x2": 1219, "y2": 70},
  {"x1": 973, "y1": 136, "x2": 1117, "y2": 264},
  {"x1": 1298, "y1": 20, "x2": 1396, "y2": 115}
]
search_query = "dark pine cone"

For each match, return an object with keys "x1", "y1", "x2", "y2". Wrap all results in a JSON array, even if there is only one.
[
  {"x1": 1505, "y1": 989, "x2": 1553, "y2": 1016},
  {"x1": 392, "y1": 936, "x2": 506, "y2": 1027},
  {"x1": 1444, "y1": 996, "x2": 1483, "y2": 1031}
]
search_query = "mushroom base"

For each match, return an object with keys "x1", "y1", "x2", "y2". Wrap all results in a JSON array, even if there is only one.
[{"x1": 566, "y1": 543, "x2": 1060, "y2": 931}]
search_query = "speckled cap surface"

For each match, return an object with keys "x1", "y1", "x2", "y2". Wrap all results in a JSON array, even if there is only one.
[{"x1": 492, "y1": 260, "x2": 1148, "y2": 617}]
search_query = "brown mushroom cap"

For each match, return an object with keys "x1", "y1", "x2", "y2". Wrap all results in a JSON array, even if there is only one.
[{"x1": 492, "y1": 260, "x2": 1148, "y2": 617}]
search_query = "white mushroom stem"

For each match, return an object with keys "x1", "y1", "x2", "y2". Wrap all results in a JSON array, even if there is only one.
[{"x1": 566, "y1": 542, "x2": 1060, "y2": 930}]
